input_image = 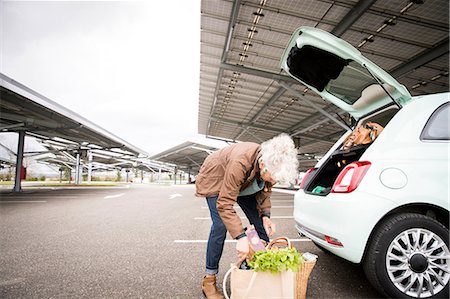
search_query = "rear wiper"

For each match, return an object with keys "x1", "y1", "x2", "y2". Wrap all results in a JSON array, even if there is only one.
[{"x1": 362, "y1": 64, "x2": 402, "y2": 109}]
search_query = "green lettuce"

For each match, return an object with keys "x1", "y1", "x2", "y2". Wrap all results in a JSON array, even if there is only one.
[{"x1": 248, "y1": 247, "x2": 304, "y2": 274}]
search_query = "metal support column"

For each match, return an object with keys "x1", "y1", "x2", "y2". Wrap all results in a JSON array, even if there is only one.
[
  {"x1": 87, "y1": 151, "x2": 92, "y2": 183},
  {"x1": 75, "y1": 152, "x2": 80, "y2": 185},
  {"x1": 174, "y1": 167, "x2": 177, "y2": 185},
  {"x1": 13, "y1": 131, "x2": 25, "y2": 192},
  {"x1": 158, "y1": 168, "x2": 162, "y2": 184},
  {"x1": 59, "y1": 167, "x2": 63, "y2": 183}
]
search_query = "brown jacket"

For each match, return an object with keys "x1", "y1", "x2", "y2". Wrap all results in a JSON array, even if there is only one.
[{"x1": 195, "y1": 142, "x2": 272, "y2": 238}]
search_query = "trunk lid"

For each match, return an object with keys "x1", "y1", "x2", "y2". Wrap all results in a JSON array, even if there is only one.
[{"x1": 280, "y1": 26, "x2": 412, "y2": 119}]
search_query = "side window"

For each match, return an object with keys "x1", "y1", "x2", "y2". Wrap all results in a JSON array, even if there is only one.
[{"x1": 421, "y1": 102, "x2": 450, "y2": 141}]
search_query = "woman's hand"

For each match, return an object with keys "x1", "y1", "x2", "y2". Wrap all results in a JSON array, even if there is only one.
[
  {"x1": 262, "y1": 216, "x2": 276, "y2": 237},
  {"x1": 236, "y1": 237, "x2": 250, "y2": 261}
]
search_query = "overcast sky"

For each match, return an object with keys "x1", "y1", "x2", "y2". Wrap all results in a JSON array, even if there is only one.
[{"x1": 1, "y1": 0, "x2": 227, "y2": 156}]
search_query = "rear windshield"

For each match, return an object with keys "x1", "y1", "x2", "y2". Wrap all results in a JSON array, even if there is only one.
[{"x1": 326, "y1": 61, "x2": 378, "y2": 105}]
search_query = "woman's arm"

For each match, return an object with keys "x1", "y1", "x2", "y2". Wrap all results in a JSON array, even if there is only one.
[{"x1": 216, "y1": 160, "x2": 248, "y2": 239}]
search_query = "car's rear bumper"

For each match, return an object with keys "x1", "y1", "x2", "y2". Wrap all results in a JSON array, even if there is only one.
[{"x1": 294, "y1": 189, "x2": 396, "y2": 263}]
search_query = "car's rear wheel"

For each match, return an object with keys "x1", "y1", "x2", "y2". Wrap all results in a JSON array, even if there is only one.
[{"x1": 363, "y1": 213, "x2": 449, "y2": 298}]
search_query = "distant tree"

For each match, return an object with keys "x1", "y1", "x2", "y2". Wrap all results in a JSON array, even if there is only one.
[
  {"x1": 116, "y1": 170, "x2": 122, "y2": 182},
  {"x1": 64, "y1": 167, "x2": 71, "y2": 181},
  {"x1": 6, "y1": 170, "x2": 12, "y2": 181}
]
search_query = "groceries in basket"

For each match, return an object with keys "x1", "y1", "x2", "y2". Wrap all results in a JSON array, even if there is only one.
[{"x1": 248, "y1": 245, "x2": 303, "y2": 274}]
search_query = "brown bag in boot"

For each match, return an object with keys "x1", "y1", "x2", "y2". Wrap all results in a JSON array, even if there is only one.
[{"x1": 342, "y1": 122, "x2": 384, "y2": 151}]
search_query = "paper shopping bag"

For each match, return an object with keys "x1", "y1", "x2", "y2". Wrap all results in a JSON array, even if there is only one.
[{"x1": 224, "y1": 264, "x2": 296, "y2": 299}]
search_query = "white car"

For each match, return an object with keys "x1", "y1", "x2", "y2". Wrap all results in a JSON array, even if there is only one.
[{"x1": 281, "y1": 27, "x2": 449, "y2": 299}]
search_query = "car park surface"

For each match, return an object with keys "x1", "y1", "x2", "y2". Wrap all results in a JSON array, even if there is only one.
[{"x1": 1, "y1": 184, "x2": 382, "y2": 298}]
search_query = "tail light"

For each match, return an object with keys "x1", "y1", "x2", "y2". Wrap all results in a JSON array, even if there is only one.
[
  {"x1": 331, "y1": 161, "x2": 371, "y2": 193},
  {"x1": 325, "y1": 235, "x2": 343, "y2": 247},
  {"x1": 299, "y1": 167, "x2": 316, "y2": 189}
]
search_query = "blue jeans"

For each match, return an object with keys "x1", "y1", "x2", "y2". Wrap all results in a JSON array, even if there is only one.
[{"x1": 205, "y1": 194, "x2": 269, "y2": 275}]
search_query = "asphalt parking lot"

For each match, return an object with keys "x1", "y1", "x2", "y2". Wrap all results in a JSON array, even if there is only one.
[{"x1": 0, "y1": 184, "x2": 382, "y2": 298}]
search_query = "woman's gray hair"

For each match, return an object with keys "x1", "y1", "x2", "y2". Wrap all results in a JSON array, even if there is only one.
[{"x1": 260, "y1": 133, "x2": 299, "y2": 183}]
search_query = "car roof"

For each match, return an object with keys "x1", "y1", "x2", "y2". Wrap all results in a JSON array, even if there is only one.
[{"x1": 367, "y1": 92, "x2": 449, "y2": 146}]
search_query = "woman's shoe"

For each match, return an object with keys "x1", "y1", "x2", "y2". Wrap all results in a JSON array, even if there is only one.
[{"x1": 202, "y1": 275, "x2": 224, "y2": 299}]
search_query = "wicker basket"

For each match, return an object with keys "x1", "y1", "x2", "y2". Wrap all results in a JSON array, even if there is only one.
[
  {"x1": 295, "y1": 259, "x2": 316, "y2": 299},
  {"x1": 265, "y1": 237, "x2": 316, "y2": 299}
]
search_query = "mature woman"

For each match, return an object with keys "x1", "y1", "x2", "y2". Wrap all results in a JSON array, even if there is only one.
[{"x1": 196, "y1": 133, "x2": 299, "y2": 299}]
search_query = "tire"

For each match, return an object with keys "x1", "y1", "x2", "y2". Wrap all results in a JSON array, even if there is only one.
[{"x1": 363, "y1": 213, "x2": 449, "y2": 298}]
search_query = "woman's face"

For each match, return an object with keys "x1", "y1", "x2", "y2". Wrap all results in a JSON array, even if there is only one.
[{"x1": 259, "y1": 162, "x2": 277, "y2": 184}]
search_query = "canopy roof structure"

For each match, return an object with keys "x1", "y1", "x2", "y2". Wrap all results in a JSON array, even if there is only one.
[
  {"x1": 0, "y1": 73, "x2": 166, "y2": 190},
  {"x1": 31, "y1": 142, "x2": 173, "y2": 173},
  {"x1": 199, "y1": 0, "x2": 449, "y2": 170},
  {"x1": 1, "y1": 73, "x2": 148, "y2": 157},
  {"x1": 0, "y1": 156, "x2": 15, "y2": 168},
  {"x1": 150, "y1": 141, "x2": 219, "y2": 174}
]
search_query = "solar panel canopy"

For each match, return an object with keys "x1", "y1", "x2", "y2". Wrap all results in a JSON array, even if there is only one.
[
  {"x1": 150, "y1": 141, "x2": 219, "y2": 174},
  {"x1": 1, "y1": 73, "x2": 147, "y2": 157},
  {"x1": 199, "y1": 0, "x2": 449, "y2": 170}
]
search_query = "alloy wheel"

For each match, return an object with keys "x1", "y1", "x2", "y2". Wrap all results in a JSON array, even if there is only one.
[{"x1": 386, "y1": 228, "x2": 450, "y2": 298}]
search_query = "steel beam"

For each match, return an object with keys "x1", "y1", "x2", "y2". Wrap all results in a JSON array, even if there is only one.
[
  {"x1": 211, "y1": 116, "x2": 335, "y2": 144},
  {"x1": 186, "y1": 156, "x2": 201, "y2": 167},
  {"x1": 0, "y1": 123, "x2": 25, "y2": 131},
  {"x1": 239, "y1": 126, "x2": 264, "y2": 143},
  {"x1": 0, "y1": 143, "x2": 17, "y2": 157},
  {"x1": 234, "y1": 86, "x2": 288, "y2": 140},
  {"x1": 316, "y1": 0, "x2": 448, "y2": 30},
  {"x1": 331, "y1": 0, "x2": 377, "y2": 37},
  {"x1": 390, "y1": 38, "x2": 449, "y2": 78},
  {"x1": 206, "y1": 135, "x2": 236, "y2": 144},
  {"x1": 278, "y1": 82, "x2": 349, "y2": 131},
  {"x1": 220, "y1": 63, "x2": 299, "y2": 85},
  {"x1": 222, "y1": 0, "x2": 241, "y2": 63},
  {"x1": 190, "y1": 146, "x2": 214, "y2": 155},
  {"x1": 211, "y1": 116, "x2": 284, "y2": 134},
  {"x1": 287, "y1": 103, "x2": 338, "y2": 133},
  {"x1": 292, "y1": 111, "x2": 347, "y2": 136},
  {"x1": 301, "y1": 130, "x2": 346, "y2": 147},
  {"x1": 207, "y1": 0, "x2": 242, "y2": 137}
]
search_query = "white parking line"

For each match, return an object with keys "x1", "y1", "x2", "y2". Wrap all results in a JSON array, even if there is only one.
[
  {"x1": 174, "y1": 239, "x2": 310, "y2": 243},
  {"x1": 103, "y1": 193, "x2": 125, "y2": 199},
  {"x1": 195, "y1": 216, "x2": 294, "y2": 220},
  {"x1": 0, "y1": 201, "x2": 47, "y2": 203},
  {"x1": 169, "y1": 193, "x2": 183, "y2": 199}
]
